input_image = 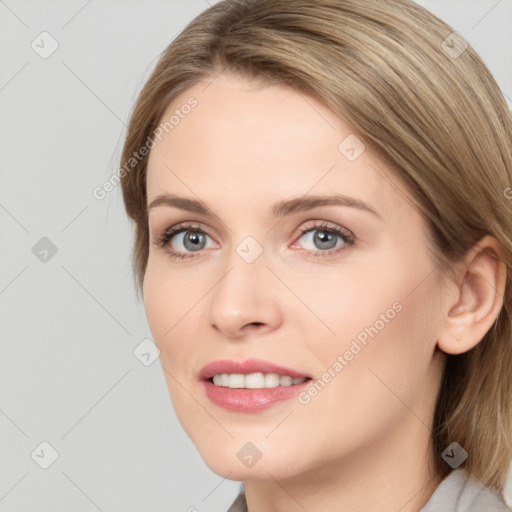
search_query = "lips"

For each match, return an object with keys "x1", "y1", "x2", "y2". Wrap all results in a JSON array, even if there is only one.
[{"x1": 199, "y1": 358, "x2": 313, "y2": 381}]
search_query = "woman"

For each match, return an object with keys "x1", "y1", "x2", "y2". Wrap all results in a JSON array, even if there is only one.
[{"x1": 119, "y1": 0, "x2": 512, "y2": 510}]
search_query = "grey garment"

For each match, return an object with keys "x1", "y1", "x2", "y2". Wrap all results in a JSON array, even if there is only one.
[
  {"x1": 420, "y1": 469, "x2": 511, "y2": 512},
  {"x1": 226, "y1": 488, "x2": 248, "y2": 512},
  {"x1": 226, "y1": 469, "x2": 511, "y2": 511}
]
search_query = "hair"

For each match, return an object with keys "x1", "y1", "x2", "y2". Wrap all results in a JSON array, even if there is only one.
[{"x1": 120, "y1": 0, "x2": 512, "y2": 496}]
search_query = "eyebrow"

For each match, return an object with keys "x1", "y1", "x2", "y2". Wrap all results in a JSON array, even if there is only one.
[{"x1": 147, "y1": 193, "x2": 381, "y2": 219}]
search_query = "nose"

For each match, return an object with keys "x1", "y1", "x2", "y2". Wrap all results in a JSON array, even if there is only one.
[{"x1": 207, "y1": 251, "x2": 283, "y2": 340}]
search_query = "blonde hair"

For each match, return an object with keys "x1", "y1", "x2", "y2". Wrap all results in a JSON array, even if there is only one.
[{"x1": 120, "y1": 0, "x2": 512, "y2": 495}]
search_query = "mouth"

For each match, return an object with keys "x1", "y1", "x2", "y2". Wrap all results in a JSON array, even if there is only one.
[
  {"x1": 199, "y1": 358, "x2": 313, "y2": 383},
  {"x1": 199, "y1": 359, "x2": 313, "y2": 412}
]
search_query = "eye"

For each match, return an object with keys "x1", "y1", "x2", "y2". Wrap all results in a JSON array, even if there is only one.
[
  {"x1": 153, "y1": 223, "x2": 217, "y2": 260},
  {"x1": 292, "y1": 221, "x2": 355, "y2": 257}
]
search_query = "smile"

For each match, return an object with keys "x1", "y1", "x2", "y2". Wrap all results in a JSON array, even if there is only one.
[{"x1": 211, "y1": 372, "x2": 308, "y2": 389}]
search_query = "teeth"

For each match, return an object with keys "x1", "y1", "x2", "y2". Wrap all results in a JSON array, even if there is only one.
[
  {"x1": 211, "y1": 372, "x2": 307, "y2": 389},
  {"x1": 280, "y1": 375, "x2": 292, "y2": 386},
  {"x1": 264, "y1": 373, "x2": 280, "y2": 388},
  {"x1": 245, "y1": 372, "x2": 265, "y2": 388},
  {"x1": 228, "y1": 374, "x2": 245, "y2": 388}
]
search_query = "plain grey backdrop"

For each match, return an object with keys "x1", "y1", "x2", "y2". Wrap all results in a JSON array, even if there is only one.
[{"x1": 1, "y1": 1, "x2": 511, "y2": 511}]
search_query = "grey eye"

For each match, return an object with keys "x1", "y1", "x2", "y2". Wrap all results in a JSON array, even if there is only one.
[{"x1": 172, "y1": 231, "x2": 212, "y2": 252}]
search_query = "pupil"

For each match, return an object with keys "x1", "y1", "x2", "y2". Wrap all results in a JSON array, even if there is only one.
[
  {"x1": 184, "y1": 232, "x2": 204, "y2": 251},
  {"x1": 315, "y1": 230, "x2": 336, "y2": 249}
]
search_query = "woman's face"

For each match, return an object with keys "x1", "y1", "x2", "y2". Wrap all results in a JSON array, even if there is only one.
[{"x1": 144, "y1": 73, "x2": 447, "y2": 481}]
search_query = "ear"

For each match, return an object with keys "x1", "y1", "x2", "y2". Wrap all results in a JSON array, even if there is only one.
[{"x1": 437, "y1": 235, "x2": 507, "y2": 355}]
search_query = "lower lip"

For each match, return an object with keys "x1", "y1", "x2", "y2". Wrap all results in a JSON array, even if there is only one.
[{"x1": 203, "y1": 379, "x2": 311, "y2": 412}]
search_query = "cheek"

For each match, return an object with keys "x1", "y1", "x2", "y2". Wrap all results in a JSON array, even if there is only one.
[
  {"x1": 143, "y1": 262, "x2": 170, "y2": 342},
  {"x1": 143, "y1": 266, "x2": 199, "y2": 418},
  {"x1": 144, "y1": 255, "x2": 196, "y2": 334},
  {"x1": 274, "y1": 252, "x2": 419, "y2": 348},
  {"x1": 143, "y1": 258, "x2": 215, "y2": 383},
  {"x1": 300, "y1": 275, "x2": 440, "y2": 440},
  {"x1": 143, "y1": 260, "x2": 191, "y2": 365},
  {"x1": 292, "y1": 250, "x2": 441, "y2": 416}
]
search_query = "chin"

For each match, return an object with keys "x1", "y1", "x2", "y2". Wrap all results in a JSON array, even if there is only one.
[
  {"x1": 203, "y1": 456, "x2": 296, "y2": 482},
  {"x1": 193, "y1": 438, "x2": 308, "y2": 482}
]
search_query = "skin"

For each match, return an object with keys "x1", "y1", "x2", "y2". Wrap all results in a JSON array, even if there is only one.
[{"x1": 143, "y1": 72, "x2": 506, "y2": 511}]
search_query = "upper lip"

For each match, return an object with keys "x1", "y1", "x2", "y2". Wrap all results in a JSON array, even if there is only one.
[{"x1": 199, "y1": 358, "x2": 313, "y2": 381}]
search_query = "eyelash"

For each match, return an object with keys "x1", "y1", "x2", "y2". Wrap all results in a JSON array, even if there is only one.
[{"x1": 153, "y1": 221, "x2": 356, "y2": 261}]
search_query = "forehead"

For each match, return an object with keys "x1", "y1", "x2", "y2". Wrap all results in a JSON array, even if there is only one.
[
  {"x1": 149, "y1": 73, "x2": 340, "y2": 164},
  {"x1": 146, "y1": 73, "x2": 413, "y2": 221}
]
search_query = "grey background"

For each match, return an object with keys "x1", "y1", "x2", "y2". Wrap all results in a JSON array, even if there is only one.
[{"x1": 1, "y1": 1, "x2": 511, "y2": 511}]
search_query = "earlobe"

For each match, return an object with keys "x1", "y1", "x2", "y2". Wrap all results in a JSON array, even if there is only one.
[
  {"x1": 438, "y1": 307, "x2": 477, "y2": 355},
  {"x1": 436, "y1": 236, "x2": 506, "y2": 356}
]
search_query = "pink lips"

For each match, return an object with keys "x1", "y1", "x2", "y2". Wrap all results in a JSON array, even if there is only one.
[{"x1": 199, "y1": 358, "x2": 312, "y2": 412}]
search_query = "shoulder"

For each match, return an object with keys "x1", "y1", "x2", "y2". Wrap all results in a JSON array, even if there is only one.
[{"x1": 421, "y1": 469, "x2": 511, "y2": 512}]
